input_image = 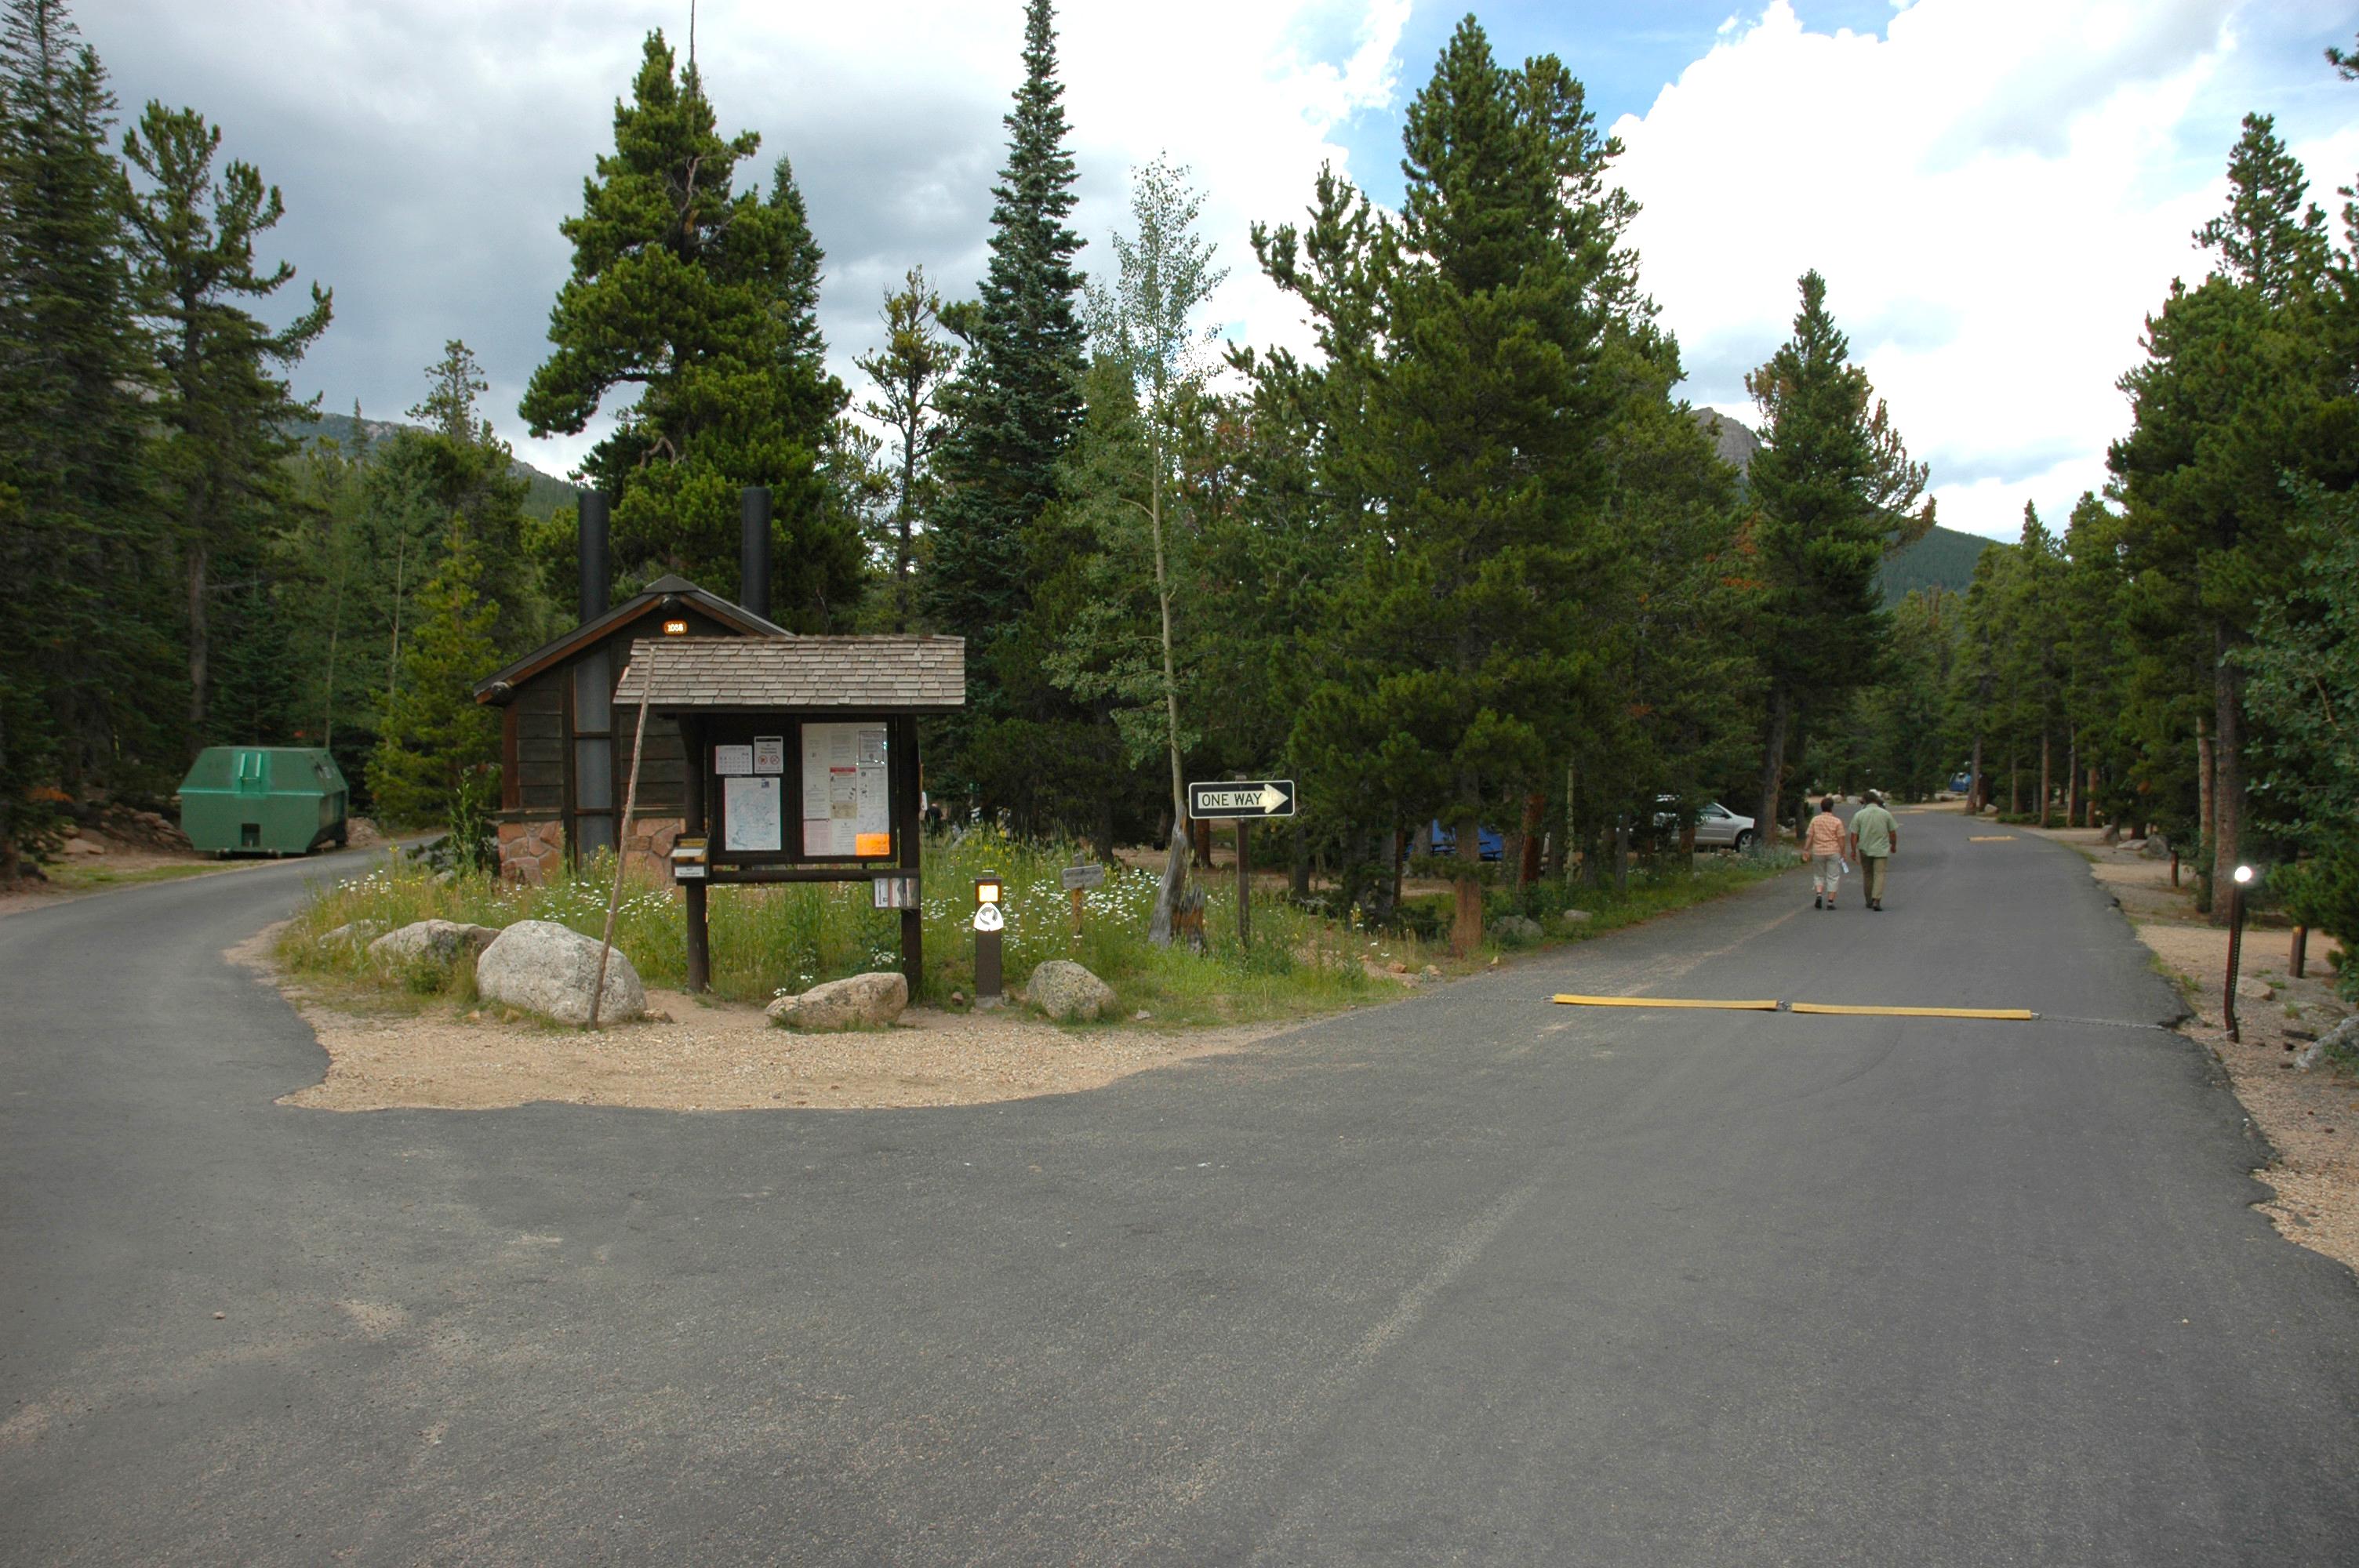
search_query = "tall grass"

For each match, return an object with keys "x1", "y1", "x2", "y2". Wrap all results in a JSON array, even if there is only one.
[{"x1": 276, "y1": 830, "x2": 1796, "y2": 1025}]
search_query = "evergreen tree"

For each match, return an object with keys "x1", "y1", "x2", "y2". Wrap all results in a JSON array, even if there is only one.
[
  {"x1": 520, "y1": 34, "x2": 859, "y2": 626},
  {"x1": 0, "y1": 0, "x2": 164, "y2": 866},
  {"x1": 2111, "y1": 113, "x2": 2355, "y2": 917},
  {"x1": 366, "y1": 522, "x2": 500, "y2": 830},
  {"x1": 854, "y1": 266, "x2": 959, "y2": 630},
  {"x1": 120, "y1": 100, "x2": 331, "y2": 745},
  {"x1": 1296, "y1": 20, "x2": 1628, "y2": 953},
  {"x1": 924, "y1": 0, "x2": 1086, "y2": 803},
  {"x1": 1743, "y1": 270, "x2": 1931, "y2": 838}
]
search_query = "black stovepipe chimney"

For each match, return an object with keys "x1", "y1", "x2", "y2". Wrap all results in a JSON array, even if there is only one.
[
  {"x1": 578, "y1": 490, "x2": 611, "y2": 622},
  {"x1": 740, "y1": 485, "x2": 772, "y2": 622}
]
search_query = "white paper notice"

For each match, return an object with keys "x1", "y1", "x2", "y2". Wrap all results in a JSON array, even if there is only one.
[
  {"x1": 722, "y1": 776, "x2": 782, "y2": 851},
  {"x1": 801, "y1": 722, "x2": 893, "y2": 856},
  {"x1": 753, "y1": 736, "x2": 784, "y2": 775},
  {"x1": 714, "y1": 744, "x2": 753, "y2": 777}
]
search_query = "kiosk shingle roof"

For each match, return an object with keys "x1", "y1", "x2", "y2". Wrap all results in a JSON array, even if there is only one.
[{"x1": 612, "y1": 636, "x2": 965, "y2": 712}]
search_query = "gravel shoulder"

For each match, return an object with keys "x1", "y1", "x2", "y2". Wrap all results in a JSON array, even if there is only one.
[
  {"x1": 2024, "y1": 822, "x2": 2359, "y2": 1275},
  {"x1": 236, "y1": 925, "x2": 1289, "y2": 1112}
]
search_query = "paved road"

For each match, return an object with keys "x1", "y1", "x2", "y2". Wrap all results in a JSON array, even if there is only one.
[{"x1": 4, "y1": 815, "x2": 2356, "y2": 1565}]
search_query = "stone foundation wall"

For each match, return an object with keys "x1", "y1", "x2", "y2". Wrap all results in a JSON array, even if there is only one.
[
  {"x1": 623, "y1": 816, "x2": 684, "y2": 885},
  {"x1": 498, "y1": 818, "x2": 564, "y2": 885}
]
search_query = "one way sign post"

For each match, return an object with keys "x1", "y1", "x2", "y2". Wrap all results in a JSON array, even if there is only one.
[{"x1": 1187, "y1": 780, "x2": 1296, "y2": 949}]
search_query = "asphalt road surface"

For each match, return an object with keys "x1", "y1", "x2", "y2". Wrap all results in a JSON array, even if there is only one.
[{"x1": 5, "y1": 815, "x2": 2357, "y2": 1565}]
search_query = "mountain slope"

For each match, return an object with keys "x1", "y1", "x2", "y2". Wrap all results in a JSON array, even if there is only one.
[{"x1": 301, "y1": 409, "x2": 578, "y2": 521}]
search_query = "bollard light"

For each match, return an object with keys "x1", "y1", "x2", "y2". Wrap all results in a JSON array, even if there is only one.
[
  {"x1": 2224, "y1": 864, "x2": 2255, "y2": 1043},
  {"x1": 972, "y1": 872, "x2": 1005, "y2": 1008}
]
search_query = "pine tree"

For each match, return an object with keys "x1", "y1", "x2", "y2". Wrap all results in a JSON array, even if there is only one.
[
  {"x1": 1296, "y1": 19, "x2": 1628, "y2": 953},
  {"x1": 120, "y1": 100, "x2": 331, "y2": 746},
  {"x1": 366, "y1": 523, "x2": 500, "y2": 830},
  {"x1": 520, "y1": 34, "x2": 859, "y2": 626},
  {"x1": 924, "y1": 0, "x2": 1086, "y2": 791},
  {"x1": 1744, "y1": 270, "x2": 1931, "y2": 838},
  {"x1": 0, "y1": 0, "x2": 169, "y2": 869},
  {"x1": 854, "y1": 266, "x2": 960, "y2": 630}
]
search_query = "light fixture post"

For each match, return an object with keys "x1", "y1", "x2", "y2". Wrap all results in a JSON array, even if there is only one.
[{"x1": 2224, "y1": 864, "x2": 2254, "y2": 1043}]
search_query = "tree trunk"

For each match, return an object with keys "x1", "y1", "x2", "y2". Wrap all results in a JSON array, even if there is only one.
[
  {"x1": 2039, "y1": 731, "x2": 2052, "y2": 829},
  {"x1": 1146, "y1": 456, "x2": 1190, "y2": 947},
  {"x1": 2211, "y1": 628, "x2": 2245, "y2": 929},
  {"x1": 1757, "y1": 687, "x2": 1791, "y2": 844},
  {"x1": 1449, "y1": 804, "x2": 1484, "y2": 957},
  {"x1": 2008, "y1": 752, "x2": 2019, "y2": 817},
  {"x1": 2064, "y1": 731, "x2": 2078, "y2": 828},
  {"x1": 185, "y1": 538, "x2": 209, "y2": 744},
  {"x1": 1613, "y1": 814, "x2": 1631, "y2": 898},
  {"x1": 1968, "y1": 733, "x2": 1984, "y2": 813},
  {"x1": 1517, "y1": 792, "x2": 1544, "y2": 890},
  {"x1": 1290, "y1": 822, "x2": 1310, "y2": 901}
]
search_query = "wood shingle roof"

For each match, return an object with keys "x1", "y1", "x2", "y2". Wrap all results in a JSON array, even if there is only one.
[{"x1": 612, "y1": 636, "x2": 965, "y2": 713}]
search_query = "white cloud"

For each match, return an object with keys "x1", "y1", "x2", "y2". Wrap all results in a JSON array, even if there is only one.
[
  {"x1": 88, "y1": 0, "x2": 1410, "y2": 485},
  {"x1": 1610, "y1": 0, "x2": 2351, "y2": 539}
]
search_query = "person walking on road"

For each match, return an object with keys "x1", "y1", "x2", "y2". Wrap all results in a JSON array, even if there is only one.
[
  {"x1": 1850, "y1": 790, "x2": 1900, "y2": 912},
  {"x1": 1805, "y1": 796, "x2": 1848, "y2": 909}
]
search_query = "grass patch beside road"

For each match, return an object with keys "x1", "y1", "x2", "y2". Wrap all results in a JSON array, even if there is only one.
[{"x1": 275, "y1": 833, "x2": 1797, "y2": 1028}]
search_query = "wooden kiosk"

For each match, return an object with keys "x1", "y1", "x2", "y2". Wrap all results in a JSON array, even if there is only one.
[{"x1": 612, "y1": 635, "x2": 965, "y2": 996}]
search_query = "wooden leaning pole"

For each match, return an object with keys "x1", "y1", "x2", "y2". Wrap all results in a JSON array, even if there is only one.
[{"x1": 589, "y1": 643, "x2": 656, "y2": 1029}]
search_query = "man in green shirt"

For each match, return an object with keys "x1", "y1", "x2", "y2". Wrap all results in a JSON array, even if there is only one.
[{"x1": 1849, "y1": 790, "x2": 1900, "y2": 911}]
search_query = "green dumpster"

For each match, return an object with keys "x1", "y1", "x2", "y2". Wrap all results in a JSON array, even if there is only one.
[{"x1": 177, "y1": 746, "x2": 349, "y2": 857}]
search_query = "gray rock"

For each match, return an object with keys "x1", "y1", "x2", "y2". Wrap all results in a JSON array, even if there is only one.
[
  {"x1": 1028, "y1": 960, "x2": 1117, "y2": 1022},
  {"x1": 369, "y1": 919, "x2": 500, "y2": 967},
  {"x1": 1493, "y1": 915, "x2": 1543, "y2": 946},
  {"x1": 474, "y1": 920, "x2": 645, "y2": 1026},
  {"x1": 767, "y1": 971, "x2": 907, "y2": 1032},
  {"x1": 2297, "y1": 1015, "x2": 2357, "y2": 1072},
  {"x1": 322, "y1": 920, "x2": 387, "y2": 948},
  {"x1": 2234, "y1": 974, "x2": 2274, "y2": 1004},
  {"x1": 2138, "y1": 833, "x2": 2172, "y2": 860},
  {"x1": 1561, "y1": 909, "x2": 1593, "y2": 924}
]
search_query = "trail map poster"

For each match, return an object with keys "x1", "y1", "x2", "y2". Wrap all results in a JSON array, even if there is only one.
[
  {"x1": 801, "y1": 722, "x2": 891, "y2": 857},
  {"x1": 722, "y1": 775, "x2": 782, "y2": 852}
]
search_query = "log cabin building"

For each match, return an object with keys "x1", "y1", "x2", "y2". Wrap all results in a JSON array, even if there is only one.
[{"x1": 471, "y1": 492, "x2": 788, "y2": 884}]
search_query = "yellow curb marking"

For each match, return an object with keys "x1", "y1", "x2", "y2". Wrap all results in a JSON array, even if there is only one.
[
  {"x1": 1551, "y1": 994, "x2": 1779, "y2": 1011},
  {"x1": 1968, "y1": 834, "x2": 2016, "y2": 841},
  {"x1": 1790, "y1": 1003, "x2": 2035, "y2": 1020}
]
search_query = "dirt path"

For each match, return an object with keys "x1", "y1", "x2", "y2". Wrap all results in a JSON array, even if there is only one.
[{"x1": 2024, "y1": 822, "x2": 2359, "y2": 1273}]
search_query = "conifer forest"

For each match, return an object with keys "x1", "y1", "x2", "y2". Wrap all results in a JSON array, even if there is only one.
[{"x1": 1, "y1": 0, "x2": 2354, "y2": 978}]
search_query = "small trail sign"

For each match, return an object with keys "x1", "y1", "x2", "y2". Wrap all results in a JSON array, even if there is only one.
[
  {"x1": 1060, "y1": 862, "x2": 1107, "y2": 891},
  {"x1": 1188, "y1": 779, "x2": 1296, "y2": 819}
]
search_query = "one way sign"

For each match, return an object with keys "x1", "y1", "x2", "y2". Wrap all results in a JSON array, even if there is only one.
[{"x1": 1188, "y1": 779, "x2": 1296, "y2": 819}]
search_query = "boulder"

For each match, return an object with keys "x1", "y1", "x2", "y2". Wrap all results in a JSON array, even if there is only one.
[
  {"x1": 474, "y1": 920, "x2": 645, "y2": 1026},
  {"x1": 2234, "y1": 974, "x2": 2274, "y2": 1004},
  {"x1": 2138, "y1": 833, "x2": 2171, "y2": 861},
  {"x1": 369, "y1": 919, "x2": 500, "y2": 967},
  {"x1": 767, "y1": 971, "x2": 908, "y2": 1032},
  {"x1": 1493, "y1": 915, "x2": 1543, "y2": 946},
  {"x1": 322, "y1": 920, "x2": 387, "y2": 948},
  {"x1": 62, "y1": 836, "x2": 104, "y2": 857},
  {"x1": 1028, "y1": 960, "x2": 1117, "y2": 1022},
  {"x1": 1561, "y1": 909, "x2": 1594, "y2": 925},
  {"x1": 2296, "y1": 1016, "x2": 2357, "y2": 1072}
]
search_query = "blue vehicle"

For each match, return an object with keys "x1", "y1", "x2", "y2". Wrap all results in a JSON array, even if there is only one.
[{"x1": 1426, "y1": 819, "x2": 1505, "y2": 861}]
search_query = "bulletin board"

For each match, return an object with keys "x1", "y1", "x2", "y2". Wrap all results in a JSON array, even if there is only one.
[{"x1": 800, "y1": 720, "x2": 892, "y2": 858}]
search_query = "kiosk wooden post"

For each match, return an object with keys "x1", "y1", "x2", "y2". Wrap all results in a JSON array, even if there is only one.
[{"x1": 682, "y1": 715, "x2": 711, "y2": 994}]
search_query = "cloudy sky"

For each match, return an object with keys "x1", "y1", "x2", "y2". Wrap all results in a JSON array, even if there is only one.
[{"x1": 85, "y1": 0, "x2": 2359, "y2": 539}]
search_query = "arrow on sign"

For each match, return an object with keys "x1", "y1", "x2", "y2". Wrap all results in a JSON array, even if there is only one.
[{"x1": 1187, "y1": 779, "x2": 1297, "y2": 819}]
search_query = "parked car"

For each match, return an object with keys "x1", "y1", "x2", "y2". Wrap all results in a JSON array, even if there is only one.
[
  {"x1": 1947, "y1": 769, "x2": 1974, "y2": 795},
  {"x1": 1653, "y1": 796, "x2": 1757, "y2": 851},
  {"x1": 1425, "y1": 819, "x2": 1504, "y2": 861}
]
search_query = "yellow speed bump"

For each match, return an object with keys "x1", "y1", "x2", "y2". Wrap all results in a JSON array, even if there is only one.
[
  {"x1": 1968, "y1": 834, "x2": 2016, "y2": 841},
  {"x1": 1790, "y1": 1003, "x2": 2035, "y2": 1020},
  {"x1": 1552, "y1": 994, "x2": 1779, "y2": 1011}
]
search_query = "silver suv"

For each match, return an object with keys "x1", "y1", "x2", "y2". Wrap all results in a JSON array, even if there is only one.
[{"x1": 1654, "y1": 797, "x2": 1757, "y2": 851}]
